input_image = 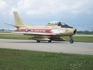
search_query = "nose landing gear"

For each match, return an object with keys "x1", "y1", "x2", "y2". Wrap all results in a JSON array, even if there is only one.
[{"x1": 70, "y1": 36, "x2": 74, "y2": 44}]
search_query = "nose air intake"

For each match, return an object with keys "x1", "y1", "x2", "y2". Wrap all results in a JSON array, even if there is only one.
[{"x1": 73, "y1": 29, "x2": 77, "y2": 34}]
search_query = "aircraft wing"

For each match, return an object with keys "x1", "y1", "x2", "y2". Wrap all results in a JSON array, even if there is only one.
[{"x1": 11, "y1": 32, "x2": 56, "y2": 36}]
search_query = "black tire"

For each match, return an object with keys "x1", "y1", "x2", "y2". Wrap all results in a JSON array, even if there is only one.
[
  {"x1": 48, "y1": 40, "x2": 52, "y2": 43},
  {"x1": 37, "y1": 40, "x2": 40, "y2": 43},
  {"x1": 70, "y1": 39, "x2": 74, "y2": 44}
]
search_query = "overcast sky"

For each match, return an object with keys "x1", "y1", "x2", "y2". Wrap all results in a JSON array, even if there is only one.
[{"x1": 0, "y1": 0, "x2": 93, "y2": 31}]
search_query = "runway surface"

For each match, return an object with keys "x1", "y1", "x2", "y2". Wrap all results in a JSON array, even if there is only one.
[{"x1": 0, "y1": 39, "x2": 93, "y2": 55}]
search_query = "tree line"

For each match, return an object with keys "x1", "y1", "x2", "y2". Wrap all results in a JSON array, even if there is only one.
[{"x1": 77, "y1": 30, "x2": 93, "y2": 34}]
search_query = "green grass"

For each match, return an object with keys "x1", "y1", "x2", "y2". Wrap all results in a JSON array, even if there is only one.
[
  {"x1": 0, "y1": 48, "x2": 93, "y2": 70},
  {"x1": 0, "y1": 34, "x2": 93, "y2": 42}
]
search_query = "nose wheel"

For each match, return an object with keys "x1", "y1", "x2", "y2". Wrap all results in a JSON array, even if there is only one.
[{"x1": 70, "y1": 36, "x2": 74, "y2": 43}]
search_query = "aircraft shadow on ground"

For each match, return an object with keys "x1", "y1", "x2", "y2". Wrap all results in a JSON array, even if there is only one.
[{"x1": 5, "y1": 41, "x2": 67, "y2": 44}]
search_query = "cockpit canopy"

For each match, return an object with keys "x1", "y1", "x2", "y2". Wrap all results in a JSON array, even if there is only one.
[{"x1": 47, "y1": 21, "x2": 73, "y2": 28}]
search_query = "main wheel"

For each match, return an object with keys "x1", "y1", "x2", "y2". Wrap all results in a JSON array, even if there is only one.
[
  {"x1": 70, "y1": 39, "x2": 74, "y2": 44},
  {"x1": 37, "y1": 40, "x2": 40, "y2": 43},
  {"x1": 48, "y1": 40, "x2": 52, "y2": 43}
]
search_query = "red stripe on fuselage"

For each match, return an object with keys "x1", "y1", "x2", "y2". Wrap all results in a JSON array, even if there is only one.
[{"x1": 17, "y1": 29, "x2": 52, "y2": 33}]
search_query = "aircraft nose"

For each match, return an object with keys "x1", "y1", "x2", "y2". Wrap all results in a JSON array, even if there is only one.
[{"x1": 73, "y1": 29, "x2": 77, "y2": 34}]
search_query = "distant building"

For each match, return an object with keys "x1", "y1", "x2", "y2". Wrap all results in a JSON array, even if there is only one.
[{"x1": 0, "y1": 28, "x2": 15, "y2": 32}]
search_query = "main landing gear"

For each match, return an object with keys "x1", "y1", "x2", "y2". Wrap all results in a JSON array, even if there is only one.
[
  {"x1": 48, "y1": 40, "x2": 52, "y2": 43},
  {"x1": 70, "y1": 36, "x2": 74, "y2": 44},
  {"x1": 36, "y1": 36, "x2": 74, "y2": 43},
  {"x1": 37, "y1": 40, "x2": 40, "y2": 43}
]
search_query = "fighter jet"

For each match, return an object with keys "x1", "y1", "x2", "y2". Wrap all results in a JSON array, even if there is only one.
[{"x1": 5, "y1": 11, "x2": 77, "y2": 43}]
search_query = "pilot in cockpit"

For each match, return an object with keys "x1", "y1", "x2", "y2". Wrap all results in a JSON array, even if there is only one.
[{"x1": 56, "y1": 22, "x2": 73, "y2": 28}]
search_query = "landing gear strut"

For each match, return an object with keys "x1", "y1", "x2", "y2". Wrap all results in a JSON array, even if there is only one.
[{"x1": 70, "y1": 36, "x2": 74, "y2": 44}]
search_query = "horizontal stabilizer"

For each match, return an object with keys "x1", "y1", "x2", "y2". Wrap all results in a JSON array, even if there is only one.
[{"x1": 5, "y1": 23, "x2": 26, "y2": 27}]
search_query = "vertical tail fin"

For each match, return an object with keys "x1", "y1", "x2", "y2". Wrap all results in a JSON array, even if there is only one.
[{"x1": 13, "y1": 11, "x2": 25, "y2": 26}]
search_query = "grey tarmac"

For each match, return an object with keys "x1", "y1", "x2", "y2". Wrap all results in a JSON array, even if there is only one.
[{"x1": 0, "y1": 39, "x2": 93, "y2": 55}]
